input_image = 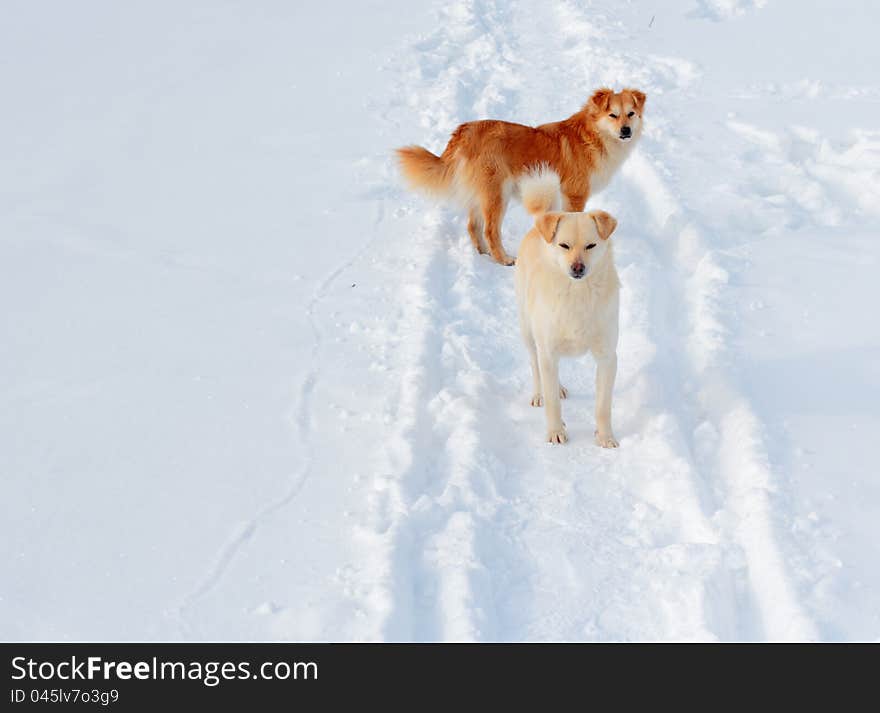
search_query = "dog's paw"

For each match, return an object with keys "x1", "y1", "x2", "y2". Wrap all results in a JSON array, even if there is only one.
[
  {"x1": 594, "y1": 430, "x2": 619, "y2": 448},
  {"x1": 497, "y1": 253, "x2": 516, "y2": 266},
  {"x1": 531, "y1": 386, "x2": 565, "y2": 407},
  {"x1": 547, "y1": 427, "x2": 568, "y2": 444}
]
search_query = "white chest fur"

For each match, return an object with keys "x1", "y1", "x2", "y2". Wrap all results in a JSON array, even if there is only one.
[
  {"x1": 589, "y1": 139, "x2": 634, "y2": 196},
  {"x1": 525, "y1": 267, "x2": 620, "y2": 358}
]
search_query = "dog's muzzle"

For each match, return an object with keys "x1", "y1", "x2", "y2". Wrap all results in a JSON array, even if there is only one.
[
  {"x1": 570, "y1": 262, "x2": 586, "y2": 279},
  {"x1": 619, "y1": 126, "x2": 632, "y2": 140}
]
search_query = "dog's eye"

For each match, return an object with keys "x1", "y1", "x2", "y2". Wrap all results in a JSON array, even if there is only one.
[
  {"x1": 559, "y1": 243, "x2": 570, "y2": 250},
  {"x1": 608, "y1": 113, "x2": 618, "y2": 119},
  {"x1": 627, "y1": 111, "x2": 635, "y2": 118},
  {"x1": 585, "y1": 243, "x2": 597, "y2": 250}
]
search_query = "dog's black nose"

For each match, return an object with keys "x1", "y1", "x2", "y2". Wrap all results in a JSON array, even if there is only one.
[
  {"x1": 620, "y1": 125, "x2": 632, "y2": 137},
  {"x1": 571, "y1": 262, "x2": 585, "y2": 278}
]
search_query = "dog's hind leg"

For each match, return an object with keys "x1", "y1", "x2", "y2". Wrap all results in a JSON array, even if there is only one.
[
  {"x1": 481, "y1": 189, "x2": 515, "y2": 266},
  {"x1": 467, "y1": 208, "x2": 487, "y2": 254}
]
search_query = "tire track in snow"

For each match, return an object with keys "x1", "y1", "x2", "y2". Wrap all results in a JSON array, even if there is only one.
[
  {"x1": 355, "y1": 0, "x2": 536, "y2": 641},
  {"x1": 389, "y1": 221, "x2": 514, "y2": 641},
  {"x1": 548, "y1": 0, "x2": 816, "y2": 639},
  {"x1": 357, "y1": 211, "x2": 461, "y2": 640},
  {"x1": 622, "y1": 150, "x2": 818, "y2": 640},
  {"x1": 354, "y1": 209, "x2": 523, "y2": 641}
]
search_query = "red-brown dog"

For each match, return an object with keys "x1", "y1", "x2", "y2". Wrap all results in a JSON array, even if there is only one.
[{"x1": 396, "y1": 87, "x2": 645, "y2": 265}]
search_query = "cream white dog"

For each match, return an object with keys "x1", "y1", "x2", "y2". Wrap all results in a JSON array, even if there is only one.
[{"x1": 514, "y1": 168, "x2": 620, "y2": 447}]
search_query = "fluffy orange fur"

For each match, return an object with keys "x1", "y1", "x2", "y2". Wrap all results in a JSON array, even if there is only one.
[{"x1": 397, "y1": 87, "x2": 646, "y2": 265}]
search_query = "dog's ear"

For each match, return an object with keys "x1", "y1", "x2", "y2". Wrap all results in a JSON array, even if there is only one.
[
  {"x1": 628, "y1": 88, "x2": 646, "y2": 113},
  {"x1": 588, "y1": 87, "x2": 614, "y2": 113},
  {"x1": 536, "y1": 212, "x2": 563, "y2": 243},
  {"x1": 590, "y1": 210, "x2": 617, "y2": 241}
]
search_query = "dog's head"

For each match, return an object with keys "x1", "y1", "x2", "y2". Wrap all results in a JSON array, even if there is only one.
[
  {"x1": 535, "y1": 210, "x2": 618, "y2": 280},
  {"x1": 587, "y1": 87, "x2": 646, "y2": 143}
]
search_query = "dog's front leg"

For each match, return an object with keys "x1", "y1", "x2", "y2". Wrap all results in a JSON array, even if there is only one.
[
  {"x1": 527, "y1": 340, "x2": 543, "y2": 407},
  {"x1": 527, "y1": 340, "x2": 567, "y2": 406},
  {"x1": 537, "y1": 350, "x2": 566, "y2": 444},
  {"x1": 594, "y1": 353, "x2": 618, "y2": 448}
]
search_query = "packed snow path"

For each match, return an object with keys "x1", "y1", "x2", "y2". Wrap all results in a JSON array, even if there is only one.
[{"x1": 2, "y1": 0, "x2": 878, "y2": 641}]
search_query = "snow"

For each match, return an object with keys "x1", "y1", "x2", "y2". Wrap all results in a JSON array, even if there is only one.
[{"x1": 1, "y1": 0, "x2": 878, "y2": 641}]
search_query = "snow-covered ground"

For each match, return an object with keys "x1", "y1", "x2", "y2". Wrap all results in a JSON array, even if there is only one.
[{"x1": 2, "y1": 0, "x2": 878, "y2": 641}]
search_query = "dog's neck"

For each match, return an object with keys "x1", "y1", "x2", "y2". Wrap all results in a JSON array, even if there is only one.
[
  {"x1": 599, "y1": 131, "x2": 636, "y2": 167},
  {"x1": 565, "y1": 109, "x2": 603, "y2": 146},
  {"x1": 564, "y1": 110, "x2": 639, "y2": 187},
  {"x1": 592, "y1": 133, "x2": 636, "y2": 195}
]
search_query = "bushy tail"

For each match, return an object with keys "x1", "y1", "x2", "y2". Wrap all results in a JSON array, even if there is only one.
[
  {"x1": 519, "y1": 165, "x2": 562, "y2": 216},
  {"x1": 396, "y1": 145, "x2": 455, "y2": 197}
]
